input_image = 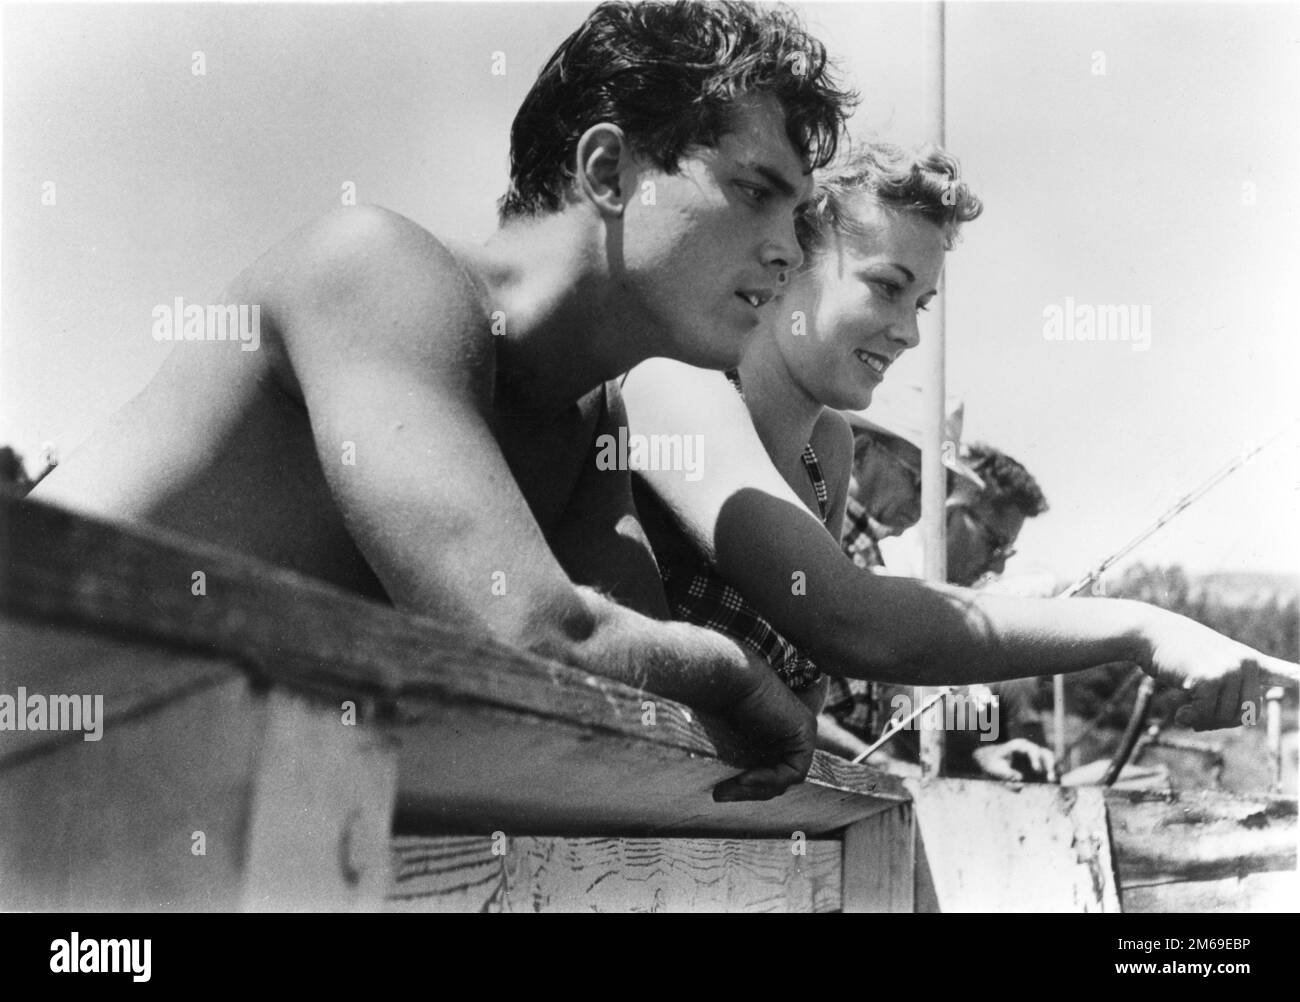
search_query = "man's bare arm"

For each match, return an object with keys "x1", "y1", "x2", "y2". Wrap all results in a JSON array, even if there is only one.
[{"x1": 238, "y1": 207, "x2": 813, "y2": 797}]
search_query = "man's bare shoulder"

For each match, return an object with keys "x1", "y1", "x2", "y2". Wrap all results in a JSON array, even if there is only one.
[{"x1": 243, "y1": 205, "x2": 492, "y2": 385}]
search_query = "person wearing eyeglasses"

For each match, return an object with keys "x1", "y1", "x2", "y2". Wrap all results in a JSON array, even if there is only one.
[
  {"x1": 822, "y1": 427, "x2": 1058, "y2": 782},
  {"x1": 624, "y1": 141, "x2": 1297, "y2": 801},
  {"x1": 840, "y1": 389, "x2": 983, "y2": 571},
  {"x1": 936, "y1": 442, "x2": 1055, "y2": 780},
  {"x1": 945, "y1": 443, "x2": 1046, "y2": 588}
]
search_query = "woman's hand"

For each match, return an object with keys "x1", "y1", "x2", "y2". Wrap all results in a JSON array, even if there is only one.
[{"x1": 1139, "y1": 612, "x2": 1298, "y2": 730}]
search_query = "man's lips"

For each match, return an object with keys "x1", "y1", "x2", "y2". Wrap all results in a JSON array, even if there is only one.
[{"x1": 736, "y1": 288, "x2": 776, "y2": 309}]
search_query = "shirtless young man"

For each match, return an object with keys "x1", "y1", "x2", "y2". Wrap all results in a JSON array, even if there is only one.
[{"x1": 31, "y1": 1, "x2": 855, "y2": 801}]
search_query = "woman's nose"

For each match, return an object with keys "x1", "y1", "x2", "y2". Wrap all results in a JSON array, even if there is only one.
[{"x1": 889, "y1": 313, "x2": 921, "y2": 351}]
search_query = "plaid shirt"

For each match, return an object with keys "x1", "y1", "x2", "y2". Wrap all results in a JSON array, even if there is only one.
[
  {"x1": 842, "y1": 495, "x2": 886, "y2": 570},
  {"x1": 823, "y1": 676, "x2": 878, "y2": 739},
  {"x1": 827, "y1": 492, "x2": 886, "y2": 737},
  {"x1": 663, "y1": 557, "x2": 824, "y2": 691},
  {"x1": 662, "y1": 379, "x2": 829, "y2": 693}
]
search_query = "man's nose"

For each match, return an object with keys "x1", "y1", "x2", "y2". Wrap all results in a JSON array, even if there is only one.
[{"x1": 761, "y1": 217, "x2": 804, "y2": 276}]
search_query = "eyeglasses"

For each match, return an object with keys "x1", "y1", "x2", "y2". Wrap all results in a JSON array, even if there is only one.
[{"x1": 950, "y1": 503, "x2": 1017, "y2": 564}]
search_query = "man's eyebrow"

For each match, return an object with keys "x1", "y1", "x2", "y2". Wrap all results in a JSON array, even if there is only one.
[{"x1": 744, "y1": 163, "x2": 798, "y2": 198}]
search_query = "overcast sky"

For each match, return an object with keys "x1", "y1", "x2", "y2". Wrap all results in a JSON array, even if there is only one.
[{"x1": 3, "y1": 1, "x2": 1297, "y2": 582}]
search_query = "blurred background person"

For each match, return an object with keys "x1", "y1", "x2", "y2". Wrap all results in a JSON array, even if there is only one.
[
  {"x1": 821, "y1": 416, "x2": 1057, "y2": 782},
  {"x1": 841, "y1": 387, "x2": 981, "y2": 571}
]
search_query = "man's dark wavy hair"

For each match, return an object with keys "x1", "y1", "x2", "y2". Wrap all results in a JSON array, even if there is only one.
[
  {"x1": 498, "y1": 1, "x2": 855, "y2": 221},
  {"x1": 966, "y1": 443, "x2": 1049, "y2": 518}
]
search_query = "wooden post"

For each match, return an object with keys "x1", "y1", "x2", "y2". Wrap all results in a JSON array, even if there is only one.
[
  {"x1": 841, "y1": 804, "x2": 916, "y2": 913},
  {"x1": 240, "y1": 691, "x2": 398, "y2": 911}
]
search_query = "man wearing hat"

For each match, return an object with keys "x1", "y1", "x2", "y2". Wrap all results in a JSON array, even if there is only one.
[
  {"x1": 840, "y1": 384, "x2": 984, "y2": 571},
  {"x1": 821, "y1": 385, "x2": 1056, "y2": 782}
]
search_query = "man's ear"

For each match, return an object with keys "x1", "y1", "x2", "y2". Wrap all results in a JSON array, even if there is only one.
[{"x1": 575, "y1": 123, "x2": 635, "y2": 218}]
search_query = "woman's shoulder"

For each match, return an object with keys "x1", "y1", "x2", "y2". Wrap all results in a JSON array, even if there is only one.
[
  {"x1": 810, "y1": 408, "x2": 854, "y2": 530},
  {"x1": 810, "y1": 408, "x2": 853, "y2": 475}
]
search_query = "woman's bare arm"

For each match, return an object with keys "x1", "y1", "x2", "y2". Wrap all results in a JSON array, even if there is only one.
[{"x1": 622, "y1": 358, "x2": 1297, "y2": 728}]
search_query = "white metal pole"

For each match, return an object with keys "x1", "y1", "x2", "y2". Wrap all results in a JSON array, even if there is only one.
[
  {"x1": 918, "y1": 0, "x2": 947, "y2": 778},
  {"x1": 1266, "y1": 686, "x2": 1283, "y2": 794}
]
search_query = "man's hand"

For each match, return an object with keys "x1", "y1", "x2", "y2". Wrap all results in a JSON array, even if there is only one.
[
  {"x1": 1141, "y1": 613, "x2": 1299, "y2": 730},
  {"x1": 971, "y1": 738, "x2": 1057, "y2": 782},
  {"x1": 712, "y1": 662, "x2": 817, "y2": 803}
]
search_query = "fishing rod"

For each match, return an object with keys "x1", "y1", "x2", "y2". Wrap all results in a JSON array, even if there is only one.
[
  {"x1": 1056, "y1": 420, "x2": 1298, "y2": 601},
  {"x1": 851, "y1": 420, "x2": 1299, "y2": 770},
  {"x1": 1064, "y1": 420, "x2": 1297, "y2": 784}
]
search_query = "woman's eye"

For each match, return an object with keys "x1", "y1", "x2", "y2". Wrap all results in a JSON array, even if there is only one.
[
  {"x1": 737, "y1": 183, "x2": 769, "y2": 204},
  {"x1": 916, "y1": 300, "x2": 932, "y2": 314}
]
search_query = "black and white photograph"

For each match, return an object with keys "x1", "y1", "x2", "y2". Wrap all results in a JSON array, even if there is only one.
[{"x1": 1, "y1": 0, "x2": 1297, "y2": 936}]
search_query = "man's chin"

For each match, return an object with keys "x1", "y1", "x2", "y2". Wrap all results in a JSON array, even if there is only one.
[{"x1": 692, "y1": 342, "x2": 747, "y2": 372}]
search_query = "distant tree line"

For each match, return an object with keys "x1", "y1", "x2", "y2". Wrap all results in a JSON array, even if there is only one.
[{"x1": 1050, "y1": 562, "x2": 1298, "y2": 728}]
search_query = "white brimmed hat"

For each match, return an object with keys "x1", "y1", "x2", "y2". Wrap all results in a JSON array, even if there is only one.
[{"x1": 842, "y1": 384, "x2": 985, "y2": 489}]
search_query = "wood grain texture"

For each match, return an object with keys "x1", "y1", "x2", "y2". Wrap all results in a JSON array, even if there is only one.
[
  {"x1": 841, "y1": 805, "x2": 915, "y2": 913},
  {"x1": 388, "y1": 835, "x2": 841, "y2": 912},
  {"x1": 904, "y1": 778, "x2": 1120, "y2": 912},
  {"x1": 2, "y1": 497, "x2": 906, "y2": 839},
  {"x1": 1120, "y1": 871, "x2": 1299, "y2": 913},
  {"x1": 1105, "y1": 789, "x2": 1297, "y2": 887}
]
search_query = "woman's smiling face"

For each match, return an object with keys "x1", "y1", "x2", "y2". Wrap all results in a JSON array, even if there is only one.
[{"x1": 775, "y1": 196, "x2": 947, "y2": 410}]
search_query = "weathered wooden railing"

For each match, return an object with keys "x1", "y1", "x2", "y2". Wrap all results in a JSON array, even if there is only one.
[
  {"x1": 1, "y1": 496, "x2": 1293, "y2": 912},
  {"x1": 0, "y1": 497, "x2": 918, "y2": 911}
]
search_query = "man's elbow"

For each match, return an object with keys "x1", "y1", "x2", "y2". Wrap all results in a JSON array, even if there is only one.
[{"x1": 517, "y1": 587, "x2": 604, "y2": 667}]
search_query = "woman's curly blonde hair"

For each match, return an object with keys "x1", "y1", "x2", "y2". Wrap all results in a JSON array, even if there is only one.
[{"x1": 798, "y1": 139, "x2": 983, "y2": 256}]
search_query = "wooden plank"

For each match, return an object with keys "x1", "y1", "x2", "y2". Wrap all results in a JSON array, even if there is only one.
[
  {"x1": 0, "y1": 616, "x2": 235, "y2": 767},
  {"x1": 393, "y1": 703, "x2": 903, "y2": 837},
  {"x1": 387, "y1": 836, "x2": 841, "y2": 913},
  {"x1": 2, "y1": 496, "x2": 907, "y2": 838},
  {"x1": 841, "y1": 804, "x2": 915, "y2": 913},
  {"x1": 1, "y1": 616, "x2": 396, "y2": 911},
  {"x1": 0, "y1": 659, "x2": 261, "y2": 910},
  {"x1": 905, "y1": 778, "x2": 1119, "y2": 912},
  {"x1": 1105, "y1": 789, "x2": 1297, "y2": 886},
  {"x1": 1120, "y1": 871, "x2": 1299, "y2": 913},
  {"x1": 240, "y1": 690, "x2": 398, "y2": 912}
]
